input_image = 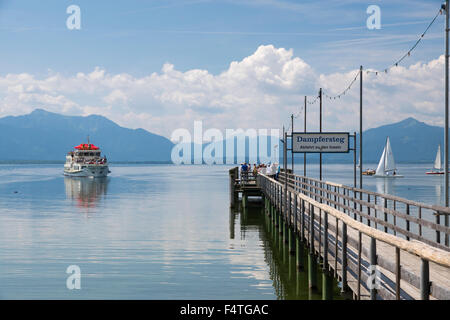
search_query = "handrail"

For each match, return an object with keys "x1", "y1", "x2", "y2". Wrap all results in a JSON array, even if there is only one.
[
  {"x1": 284, "y1": 175, "x2": 449, "y2": 232},
  {"x1": 259, "y1": 173, "x2": 450, "y2": 268},
  {"x1": 278, "y1": 171, "x2": 450, "y2": 215},
  {"x1": 278, "y1": 170, "x2": 450, "y2": 250}
]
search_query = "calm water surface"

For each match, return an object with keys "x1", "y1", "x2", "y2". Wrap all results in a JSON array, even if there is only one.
[{"x1": 0, "y1": 163, "x2": 443, "y2": 299}]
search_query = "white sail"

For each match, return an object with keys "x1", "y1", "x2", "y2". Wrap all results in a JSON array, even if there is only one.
[
  {"x1": 384, "y1": 137, "x2": 396, "y2": 172},
  {"x1": 375, "y1": 146, "x2": 386, "y2": 176},
  {"x1": 434, "y1": 144, "x2": 442, "y2": 170}
]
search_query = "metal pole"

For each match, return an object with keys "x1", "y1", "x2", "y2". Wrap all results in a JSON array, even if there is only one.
[
  {"x1": 283, "y1": 126, "x2": 287, "y2": 178},
  {"x1": 304, "y1": 96, "x2": 307, "y2": 177},
  {"x1": 291, "y1": 114, "x2": 294, "y2": 174},
  {"x1": 284, "y1": 130, "x2": 288, "y2": 182},
  {"x1": 420, "y1": 259, "x2": 430, "y2": 300},
  {"x1": 354, "y1": 132, "x2": 357, "y2": 188},
  {"x1": 445, "y1": 0, "x2": 449, "y2": 245},
  {"x1": 319, "y1": 88, "x2": 322, "y2": 181},
  {"x1": 284, "y1": 131, "x2": 288, "y2": 238},
  {"x1": 360, "y1": 65, "x2": 363, "y2": 190},
  {"x1": 370, "y1": 238, "x2": 377, "y2": 300}
]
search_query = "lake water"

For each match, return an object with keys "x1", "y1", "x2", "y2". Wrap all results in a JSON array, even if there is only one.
[{"x1": 0, "y1": 163, "x2": 445, "y2": 299}]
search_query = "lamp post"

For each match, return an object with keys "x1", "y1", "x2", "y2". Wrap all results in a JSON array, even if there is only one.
[
  {"x1": 444, "y1": 0, "x2": 449, "y2": 245},
  {"x1": 291, "y1": 114, "x2": 294, "y2": 173},
  {"x1": 319, "y1": 88, "x2": 322, "y2": 181},
  {"x1": 360, "y1": 66, "x2": 363, "y2": 190},
  {"x1": 304, "y1": 96, "x2": 307, "y2": 177}
]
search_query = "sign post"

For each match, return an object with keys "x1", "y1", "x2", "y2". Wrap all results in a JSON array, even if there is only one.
[{"x1": 292, "y1": 132, "x2": 350, "y2": 154}]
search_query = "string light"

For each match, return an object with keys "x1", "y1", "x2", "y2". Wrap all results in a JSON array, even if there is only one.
[
  {"x1": 319, "y1": 7, "x2": 442, "y2": 102},
  {"x1": 306, "y1": 95, "x2": 319, "y2": 105},
  {"x1": 285, "y1": 6, "x2": 443, "y2": 129},
  {"x1": 293, "y1": 106, "x2": 304, "y2": 119},
  {"x1": 322, "y1": 70, "x2": 360, "y2": 100},
  {"x1": 366, "y1": 8, "x2": 441, "y2": 76}
]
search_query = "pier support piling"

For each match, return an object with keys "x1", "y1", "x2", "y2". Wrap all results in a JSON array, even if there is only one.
[
  {"x1": 308, "y1": 252, "x2": 318, "y2": 290},
  {"x1": 322, "y1": 271, "x2": 333, "y2": 300},
  {"x1": 296, "y1": 237, "x2": 304, "y2": 270}
]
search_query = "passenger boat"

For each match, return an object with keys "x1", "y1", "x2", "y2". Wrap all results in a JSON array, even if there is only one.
[
  {"x1": 374, "y1": 136, "x2": 403, "y2": 178},
  {"x1": 64, "y1": 141, "x2": 110, "y2": 177},
  {"x1": 426, "y1": 144, "x2": 444, "y2": 175}
]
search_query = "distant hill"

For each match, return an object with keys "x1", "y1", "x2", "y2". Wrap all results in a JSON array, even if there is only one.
[
  {"x1": 0, "y1": 109, "x2": 173, "y2": 162},
  {"x1": 360, "y1": 117, "x2": 443, "y2": 163},
  {"x1": 0, "y1": 110, "x2": 445, "y2": 164}
]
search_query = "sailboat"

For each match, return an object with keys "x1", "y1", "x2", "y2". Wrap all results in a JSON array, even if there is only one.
[
  {"x1": 426, "y1": 144, "x2": 444, "y2": 175},
  {"x1": 374, "y1": 137, "x2": 403, "y2": 178}
]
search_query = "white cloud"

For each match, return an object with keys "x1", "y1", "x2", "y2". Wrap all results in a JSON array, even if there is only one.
[{"x1": 0, "y1": 45, "x2": 446, "y2": 138}]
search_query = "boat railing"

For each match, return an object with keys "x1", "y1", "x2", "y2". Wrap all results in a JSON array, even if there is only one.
[{"x1": 277, "y1": 170, "x2": 450, "y2": 251}]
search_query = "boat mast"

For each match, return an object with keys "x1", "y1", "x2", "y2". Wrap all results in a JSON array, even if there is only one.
[{"x1": 384, "y1": 137, "x2": 388, "y2": 174}]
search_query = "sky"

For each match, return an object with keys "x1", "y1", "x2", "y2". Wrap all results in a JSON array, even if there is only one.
[{"x1": 0, "y1": 0, "x2": 447, "y2": 139}]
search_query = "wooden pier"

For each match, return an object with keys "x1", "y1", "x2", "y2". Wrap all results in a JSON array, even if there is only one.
[
  {"x1": 229, "y1": 167, "x2": 450, "y2": 300},
  {"x1": 229, "y1": 167, "x2": 263, "y2": 208}
]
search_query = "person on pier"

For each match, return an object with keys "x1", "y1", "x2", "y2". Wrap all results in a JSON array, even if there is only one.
[
  {"x1": 240, "y1": 162, "x2": 249, "y2": 183},
  {"x1": 253, "y1": 164, "x2": 258, "y2": 178}
]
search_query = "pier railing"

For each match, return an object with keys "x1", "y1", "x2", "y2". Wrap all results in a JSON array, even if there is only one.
[
  {"x1": 278, "y1": 171, "x2": 450, "y2": 251},
  {"x1": 256, "y1": 171, "x2": 450, "y2": 300}
]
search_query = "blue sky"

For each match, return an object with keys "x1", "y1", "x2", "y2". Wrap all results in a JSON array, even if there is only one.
[
  {"x1": 0, "y1": 0, "x2": 444, "y2": 76},
  {"x1": 0, "y1": 0, "x2": 447, "y2": 137}
]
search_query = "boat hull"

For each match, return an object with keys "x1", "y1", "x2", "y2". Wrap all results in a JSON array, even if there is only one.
[
  {"x1": 426, "y1": 171, "x2": 445, "y2": 175},
  {"x1": 373, "y1": 174, "x2": 403, "y2": 178},
  {"x1": 64, "y1": 166, "x2": 109, "y2": 178}
]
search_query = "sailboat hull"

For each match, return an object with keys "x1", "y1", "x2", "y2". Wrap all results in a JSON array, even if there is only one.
[
  {"x1": 426, "y1": 171, "x2": 445, "y2": 175},
  {"x1": 373, "y1": 174, "x2": 404, "y2": 178}
]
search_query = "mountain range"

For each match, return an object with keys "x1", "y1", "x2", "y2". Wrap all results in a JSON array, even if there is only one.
[
  {"x1": 0, "y1": 109, "x2": 445, "y2": 164},
  {"x1": 0, "y1": 109, "x2": 173, "y2": 162}
]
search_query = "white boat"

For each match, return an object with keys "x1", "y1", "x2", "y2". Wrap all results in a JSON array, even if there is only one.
[
  {"x1": 64, "y1": 141, "x2": 110, "y2": 177},
  {"x1": 374, "y1": 136, "x2": 403, "y2": 178},
  {"x1": 426, "y1": 144, "x2": 444, "y2": 175}
]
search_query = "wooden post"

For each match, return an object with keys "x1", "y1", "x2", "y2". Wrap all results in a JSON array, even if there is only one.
[
  {"x1": 230, "y1": 169, "x2": 235, "y2": 207},
  {"x1": 242, "y1": 193, "x2": 247, "y2": 208},
  {"x1": 341, "y1": 222, "x2": 348, "y2": 293},
  {"x1": 294, "y1": 193, "x2": 298, "y2": 234},
  {"x1": 323, "y1": 211, "x2": 329, "y2": 270},
  {"x1": 367, "y1": 194, "x2": 371, "y2": 227},
  {"x1": 310, "y1": 203, "x2": 315, "y2": 255},
  {"x1": 370, "y1": 237, "x2": 377, "y2": 300},
  {"x1": 289, "y1": 192, "x2": 295, "y2": 254},
  {"x1": 420, "y1": 259, "x2": 430, "y2": 300},
  {"x1": 396, "y1": 247, "x2": 401, "y2": 300},
  {"x1": 322, "y1": 272, "x2": 333, "y2": 300},
  {"x1": 301, "y1": 199, "x2": 305, "y2": 241},
  {"x1": 319, "y1": 209, "x2": 322, "y2": 262},
  {"x1": 406, "y1": 204, "x2": 410, "y2": 241},
  {"x1": 296, "y1": 236, "x2": 304, "y2": 270},
  {"x1": 334, "y1": 217, "x2": 338, "y2": 278},
  {"x1": 308, "y1": 251, "x2": 318, "y2": 290},
  {"x1": 357, "y1": 231, "x2": 362, "y2": 300}
]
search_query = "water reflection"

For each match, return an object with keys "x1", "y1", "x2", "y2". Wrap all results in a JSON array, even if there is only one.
[
  {"x1": 435, "y1": 183, "x2": 442, "y2": 205},
  {"x1": 64, "y1": 177, "x2": 109, "y2": 208},
  {"x1": 375, "y1": 177, "x2": 396, "y2": 195},
  {"x1": 231, "y1": 202, "x2": 343, "y2": 300}
]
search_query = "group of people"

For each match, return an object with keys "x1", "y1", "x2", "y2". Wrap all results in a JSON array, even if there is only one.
[{"x1": 239, "y1": 162, "x2": 280, "y2": 182}]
